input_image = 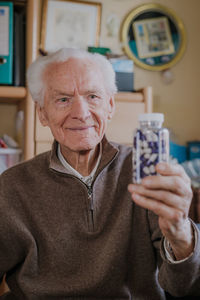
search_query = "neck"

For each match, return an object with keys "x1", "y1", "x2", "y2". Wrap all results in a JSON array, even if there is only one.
[{"x1": 60, "y1": 145, "x2": 100, "y2": 176}]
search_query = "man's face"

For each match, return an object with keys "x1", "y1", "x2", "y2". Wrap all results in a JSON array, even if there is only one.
[{"x1": 37, "y1": 58, "x2": 115, "y2": 152}]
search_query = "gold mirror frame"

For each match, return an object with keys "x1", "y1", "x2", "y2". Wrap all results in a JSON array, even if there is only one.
[{"x1": 121, "y1": 3, "x2": 186, "y2": 71}]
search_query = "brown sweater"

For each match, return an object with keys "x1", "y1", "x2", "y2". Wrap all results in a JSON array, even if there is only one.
[{"x1": 0, "y1": 138, "x2": 200, "y2": 300}]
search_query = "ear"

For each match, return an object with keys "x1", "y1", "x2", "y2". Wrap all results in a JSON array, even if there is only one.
[
  {"x1": 108, "y1": 96, "x2": 115, "y2": 120},
  {"x1": 36, "y1": 103, "x2": 48, "y2": 127}
]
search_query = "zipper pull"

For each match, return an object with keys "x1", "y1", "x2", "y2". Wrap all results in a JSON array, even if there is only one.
[{"x1": 88, "y1": 186, "x2": 93, "y2": 210}]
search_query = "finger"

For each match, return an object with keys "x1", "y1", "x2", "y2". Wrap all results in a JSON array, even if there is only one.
[
  {"x1": 130, "y1": 192, "x2": 186, "y2": 222},
  {"x1": 141, "y1": 175, "x2": 192, "y2": 198},
  {"x1": 156, "y1": 162, "x2": 191, "y2": 183},
  {"x1": 128, "y1": 183, "x2": 190, "y2": 213}
]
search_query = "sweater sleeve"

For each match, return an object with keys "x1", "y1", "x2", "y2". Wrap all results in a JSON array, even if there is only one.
[
  {"x1": 163, "y1": 221, "x2": 197, "y2": 264},
  {"x1": 149, "y1": 209, "x2": 200, "y2": 297}
]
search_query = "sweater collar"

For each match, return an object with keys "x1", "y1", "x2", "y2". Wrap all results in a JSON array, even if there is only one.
[
  {"x1": 49, "y1": 136, "x2": 119, "y2": 176},
  {"x1": 57, "y1": 142, "x2": 102, "y2": 183}
]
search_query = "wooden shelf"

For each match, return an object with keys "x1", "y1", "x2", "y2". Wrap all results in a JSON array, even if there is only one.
[
  {"x1": 115, "y1": 92, "x2": 144, "y2": 102},
  {"x1": 0, "y1": 86, "x2": 26, "y2": 103}
]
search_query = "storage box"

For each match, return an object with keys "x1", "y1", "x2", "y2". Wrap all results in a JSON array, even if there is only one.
[
  {"x1": 109, "y1": 59, "x2": 134, "y2": 92},
  {"x1": 187, "y1": 141, "x2": 200, "y2": 160},
  {"x1": 170, "y1": 141, "x2": 187, "y2": 163},
  {"x1": 0, "y1": 148, "x2": 22, "y2": 174}
]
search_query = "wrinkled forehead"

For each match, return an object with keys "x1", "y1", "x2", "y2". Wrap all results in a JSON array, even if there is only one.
[{"x1": 43, "y1": 58, "x2": 105, "y2": 92}]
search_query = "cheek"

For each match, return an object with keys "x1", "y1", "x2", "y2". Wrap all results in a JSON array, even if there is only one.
[
  {"x1": 46, "y1": 109, "x2": 67, "y2": 127},
  {"x1": 93, "y1": 109, "x2": 109, "y2": 136},
  {"x1": 96, "y1": 106, "x2": 109, "y2": 125}
]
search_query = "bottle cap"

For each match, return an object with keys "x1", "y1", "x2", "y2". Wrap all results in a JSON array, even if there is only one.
[{"x1": 138, "y1": 113, "x2": 164, "y2": 123}]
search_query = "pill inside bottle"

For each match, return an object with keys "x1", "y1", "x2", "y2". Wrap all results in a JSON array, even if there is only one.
[{"x1": 132, "y1": 113, "x2": 169, "y2": 184}]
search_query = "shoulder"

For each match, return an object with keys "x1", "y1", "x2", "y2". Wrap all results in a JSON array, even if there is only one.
[
  {"x1": 0, "y1": 150, "x2": 51, "y2": 183},
  {"x1": 107, "y1": 141, "x2": 133, "y2": 178},
  {"x1": 111, "y1": 141, "x2": 132, "y2": 160}
]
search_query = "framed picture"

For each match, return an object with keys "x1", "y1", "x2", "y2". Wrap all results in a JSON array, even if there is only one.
[
  {"x1": 41, "y1": 0, "x2": 102, "y2": 52},
  {"x1": 121, "y1": 3, "x2": 186, "y2": 71},
  {"x1": 133, "y1": 17, "x2": 175, "y2": 59}
]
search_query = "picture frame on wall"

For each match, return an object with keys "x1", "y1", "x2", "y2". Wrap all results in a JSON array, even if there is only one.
[
  {"x1": 41, "y1": 0, "x2": 102, "y2": 52},
  {"x1": 121, "y1": 3, "x2": 186, "y2": 71},
  {"x1": 133, "y1": 17, "x2": 175, "y2": 59}
]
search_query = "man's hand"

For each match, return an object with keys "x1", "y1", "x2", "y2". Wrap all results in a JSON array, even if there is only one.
[{"x1": 128, "y1": 162, "x2": 194, "y2": 260}]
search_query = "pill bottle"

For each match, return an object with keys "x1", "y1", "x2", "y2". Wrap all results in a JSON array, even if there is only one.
[{"x1": 132, "y1": 113, "x2": 169, "y2": 183}]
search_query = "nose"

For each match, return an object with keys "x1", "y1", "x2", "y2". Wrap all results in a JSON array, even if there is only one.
[{"x1": 70, "y1": 97, "x2": 91, "y2": 121}]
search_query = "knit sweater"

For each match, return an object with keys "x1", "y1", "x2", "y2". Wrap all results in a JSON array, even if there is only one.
[{"x1": 0, "y1": 138, "x2": 200, "y2": 300}]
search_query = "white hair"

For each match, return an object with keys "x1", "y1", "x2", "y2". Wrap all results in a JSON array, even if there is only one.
[{"x1": 27, "y1": 48, "x2": 117, "y2": 106}]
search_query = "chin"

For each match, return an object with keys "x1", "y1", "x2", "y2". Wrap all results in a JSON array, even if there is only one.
[
  {"x1": 65, "y1": 139, "x2": 100, "y2": 152},
  {"x1": 58, "y1": 131, "x2": 103, "y2": 152}
]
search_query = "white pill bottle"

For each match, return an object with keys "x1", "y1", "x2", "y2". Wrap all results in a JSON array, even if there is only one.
[{"x1": 132, "y1": 113, "x2": 169, "y2": 183}]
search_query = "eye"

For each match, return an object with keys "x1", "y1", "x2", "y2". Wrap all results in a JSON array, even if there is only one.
[
  {"x1": 89, "y1": 94, "x2": 98, "y2": 100},
  {"x1": 59, "y1": 97, "x2": 69, "y2": 103},
  {"x1": 56, "y1": 97, "x2": 73, "y2": 106}
]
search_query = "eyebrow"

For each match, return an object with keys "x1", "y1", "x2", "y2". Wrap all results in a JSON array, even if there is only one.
[
  {"x1": 52, "y1": 88, "x2": 104, "y2": 96},
  {"x1": 52, "y1": 89, "x2": 74, "y2": 96},
  {"x1": 84, "y1": 89, "x2": 103, "y2": 95}
]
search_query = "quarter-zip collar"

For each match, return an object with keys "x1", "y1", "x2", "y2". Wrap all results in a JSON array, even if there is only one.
[
  {"x1": 49, "y1": 136, "x2": 119, "y2": 177},
  {"x1": 57, "y1": 143, "x2": 102, "y2": 185}
]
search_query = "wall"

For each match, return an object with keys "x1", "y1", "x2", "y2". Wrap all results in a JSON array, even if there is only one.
[{"x1": 82, "y1": 0, "x2": 200, "y2": 145}]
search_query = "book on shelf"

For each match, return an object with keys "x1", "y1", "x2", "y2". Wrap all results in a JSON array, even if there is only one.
[{"x1": 13, "y1": 7, "x2": 25, "y2": 86}]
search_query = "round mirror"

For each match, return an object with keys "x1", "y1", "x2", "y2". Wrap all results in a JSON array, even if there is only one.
[{"x1": 121, "y1": 3, "x2": 186, "y2": 71}]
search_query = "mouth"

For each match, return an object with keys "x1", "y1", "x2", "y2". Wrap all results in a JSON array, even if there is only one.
[{"x1": 67, "y1": 126, "x2": 94, "y2": 131}]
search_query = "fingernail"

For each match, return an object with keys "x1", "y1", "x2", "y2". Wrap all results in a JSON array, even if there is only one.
[
  {"x1": 128, "y1": 184, "x2": 136, "y2": 192},
  {"x1": 133, "y1": 193, "x2": 140, "y2": 200},
  {"x1": 128, "y1": 184, "x2": 133, "y2": 191}
]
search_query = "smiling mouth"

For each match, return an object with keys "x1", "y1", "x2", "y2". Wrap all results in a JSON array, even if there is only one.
[{"x1": 67, "y1": 126, "x2": 94, "y2": 131}]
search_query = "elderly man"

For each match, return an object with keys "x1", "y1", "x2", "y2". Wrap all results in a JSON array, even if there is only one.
[{"x1": 0, "y1": 48, "x2": 200, "y2": 300}]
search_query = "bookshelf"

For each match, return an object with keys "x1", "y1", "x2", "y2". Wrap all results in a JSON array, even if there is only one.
[
  {"x1": 0, "y1": 86, "x2": 26, "y2": 103},
  {"x1": 0, "y1": 0, "x2": 41, "y2": 160}
]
